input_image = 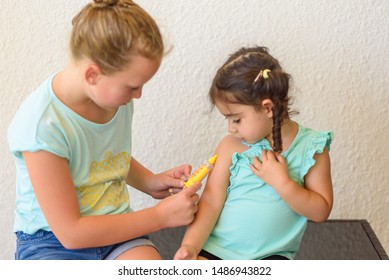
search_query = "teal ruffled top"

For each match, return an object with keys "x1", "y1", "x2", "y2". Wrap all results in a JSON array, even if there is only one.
[{"x1": 202, "y1": 124, "x2": 333, "y2": 259}]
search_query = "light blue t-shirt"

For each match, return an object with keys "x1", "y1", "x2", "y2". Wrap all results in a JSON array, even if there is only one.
[
  {"x1": 8, "y1": 74, "x2": 134, "y2": 234},
  {"x1": 203, "y1": 125, "x2": 333, "y2": 260}
]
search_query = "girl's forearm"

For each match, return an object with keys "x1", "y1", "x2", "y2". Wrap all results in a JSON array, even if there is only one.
[
  {"x1": 55, "y1": 206, "x2": 164, "y2": 249},
  {"x1": 277, "y1": 180, "x2": 332, "y2": 222},
  {"x1": 181, "y1": 194, "x2": 223, "y2": 254},
  {"x1": 126, "y1": 157, "x2": 154, "y2": 193}
]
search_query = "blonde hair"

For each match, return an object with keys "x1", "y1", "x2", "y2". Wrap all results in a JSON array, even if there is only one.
[{"x1": 70, "y1": 0, "x2": 163, "y2": 74}]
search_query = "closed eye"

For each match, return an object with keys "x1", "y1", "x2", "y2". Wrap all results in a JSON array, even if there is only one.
[{"x1": 225, "y1": 116, "x2": 241, "y2": 124}]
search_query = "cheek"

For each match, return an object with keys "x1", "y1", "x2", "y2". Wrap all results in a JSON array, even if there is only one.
[
  {"x1": 92, "y1": 85, "x2": 123, "y2": 106},
  {"x1": 246, "y1": 121, "x2": 266, "y2": 137},
  {"x1": 93, "y1": 80, "x2": 110, "y2": 95}
]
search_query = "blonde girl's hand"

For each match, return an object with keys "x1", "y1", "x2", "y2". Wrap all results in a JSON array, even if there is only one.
[
  {"x1": 250, "y1": 150, "x2": 291, "y2": 190},
  {"x1": 174, "y1": 245, "x2": 198, "y2": 260},
  {"x1": 148, "y1": 164, "x2": 192, "y2": 199},
  {"x1": 155, "y1": 182, "x2": 201, "y2": 228}
]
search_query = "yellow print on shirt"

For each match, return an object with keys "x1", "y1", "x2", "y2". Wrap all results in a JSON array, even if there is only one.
[{"x1": 78, "y1": 151, "x2": 131, "y2": 213}]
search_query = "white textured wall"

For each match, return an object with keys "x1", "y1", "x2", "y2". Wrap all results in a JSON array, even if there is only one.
[{"x1": 1, "y1": 0, "x2": 388, "y2": 259}]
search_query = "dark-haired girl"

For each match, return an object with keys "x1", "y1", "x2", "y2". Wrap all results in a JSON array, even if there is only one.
[{"x1": 175, "y1": 46, "x2": 333, "y2": 260}]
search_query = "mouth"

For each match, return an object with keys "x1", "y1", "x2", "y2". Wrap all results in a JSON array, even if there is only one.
[{"x1": 233, "y1": 135, "x2": 244, "y2": 141}]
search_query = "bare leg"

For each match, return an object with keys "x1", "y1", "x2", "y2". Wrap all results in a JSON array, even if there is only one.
[{"x1": 115, "y1": 245, "x2": 162, "y2": 260}]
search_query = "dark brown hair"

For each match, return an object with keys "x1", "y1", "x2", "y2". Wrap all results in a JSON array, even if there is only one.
[{"x1": 209, "y1": 46, "x2": 296, "y2": 152}]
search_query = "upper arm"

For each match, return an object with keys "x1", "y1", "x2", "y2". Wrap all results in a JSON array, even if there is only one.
[
  {"x1": 181, "y1": 135, "x2": 239, "y2": 249},
  {"x1": 204, "y1": 136, "x2": 236, "y2": 202},
  {"x1": 23, "y1": 151, "x2": 81, "y2": 239},
  {"x1": 303, "y1": 147, "x2": 334, "y2": 213},
  {"x1": 200, "y1": 135, "x2": 239, "y2": 211}
]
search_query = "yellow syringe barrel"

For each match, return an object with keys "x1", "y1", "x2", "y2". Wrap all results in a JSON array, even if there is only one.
[{"x1": 184, "y1": 154, "x2": 217, "y2": 188}]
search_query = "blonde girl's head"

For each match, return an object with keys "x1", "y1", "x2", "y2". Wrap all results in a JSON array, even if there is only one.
[{"x1": 70, "y1": 0, "x2": 163, "y2": 74}]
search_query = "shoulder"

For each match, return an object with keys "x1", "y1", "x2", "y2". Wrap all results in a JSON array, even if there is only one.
[
  {"x1": 9, "y1": 75, "x2": 55, "y2": 125},
  {"x1": 204, "y1": 135, "x2": 243, "y2": 194},
  {"x1": 8, "y1": 75, "x2": 65, "y2": 155},
  {"x1": 216, "y1": 135, "x2": 245, "y2": 156},
  {"x1": 212, "y1": 135, "x2": 246, "y2": 169},
  {"x1": 8, "y1": 80, "x2": 52, "y2": 138},
  {"x1": 297, "y1": 125, "x2": 333, "y2": 151}
]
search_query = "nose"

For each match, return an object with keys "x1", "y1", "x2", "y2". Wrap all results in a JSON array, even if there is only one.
[{"x1": 132, "y1": 88, "x2": 142, "y2": 99}]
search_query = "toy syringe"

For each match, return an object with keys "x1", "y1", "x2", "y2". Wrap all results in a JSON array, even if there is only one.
[{"x1": 184, "y1": 154, "x2": 218, "y2": 188}]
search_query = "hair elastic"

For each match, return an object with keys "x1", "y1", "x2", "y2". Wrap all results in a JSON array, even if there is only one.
[{"x1": 253, "y1": 69, "x2": 271, "y2": 84}]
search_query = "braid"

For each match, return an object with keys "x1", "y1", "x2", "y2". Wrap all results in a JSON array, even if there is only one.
[
  {"x1": 262, "y1": 70, "x2": 291, "y2": 153},
  {"x1": 271, "y1": 101, "x2": 284, "y2": 153}
]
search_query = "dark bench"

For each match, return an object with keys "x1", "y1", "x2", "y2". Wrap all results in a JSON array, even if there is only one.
[{"x1": 149, "y1": 219, "x2": 388, "y2": 260}]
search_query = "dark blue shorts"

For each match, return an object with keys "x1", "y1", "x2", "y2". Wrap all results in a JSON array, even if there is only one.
[{"x1": 15, "y1": 230, "x2": 157, "y2": 260}]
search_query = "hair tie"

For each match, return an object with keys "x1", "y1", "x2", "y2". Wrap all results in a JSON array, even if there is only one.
[
  {"x1": 93, "y1": 0, "x2": 134, "y2": 7},
  {"x1": 253, "y1": 69, "x2": 271, "y2": 84},
  {"x1": 263, "y1": 69, "x2": 271, "y2": 79},
  {"x1": 93, "y1": 0, "x2": 118, "y2": 6}
]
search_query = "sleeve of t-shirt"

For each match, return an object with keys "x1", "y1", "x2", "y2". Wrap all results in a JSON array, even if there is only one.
[{"x1": 7, "y1": 90, "x2": 69, "y2": 160}]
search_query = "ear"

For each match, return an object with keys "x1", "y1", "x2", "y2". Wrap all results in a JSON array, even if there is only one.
[
  {"x1": 85, "y1": 64, "x2": 102, "y2": 85},
  {"x1": 261, "y1": 99, "x2": 274, "y2": 117}
]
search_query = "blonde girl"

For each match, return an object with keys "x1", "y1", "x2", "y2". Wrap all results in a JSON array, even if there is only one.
[{"x1": 8, "y1": 0, "x2": 200, "y2": 260}]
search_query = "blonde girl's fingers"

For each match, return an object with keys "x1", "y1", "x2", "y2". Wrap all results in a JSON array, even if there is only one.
[
  {"x1": 193, "y1": 204, "x2": 199, "y2": 214},
  {"x1": 168, "y1": 187, "x2": 174, "y2": 196},
  {"x1": 190, "y1": 193, "x2": 199, "y2": 204}
]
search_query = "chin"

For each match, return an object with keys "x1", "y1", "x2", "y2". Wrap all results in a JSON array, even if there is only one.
[{"x1": 244, "y1": 139, "x2": 259, "y2": 144}]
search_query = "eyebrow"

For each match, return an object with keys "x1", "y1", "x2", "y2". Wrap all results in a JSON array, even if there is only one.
[{"x1": 224, "y1": 112, "x2": 243, "y2": 118}]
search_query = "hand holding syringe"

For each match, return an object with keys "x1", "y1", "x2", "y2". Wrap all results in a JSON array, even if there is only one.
[
  {"x1": 183, "y1": 154, "x2": 217, "y2": 188},
  {"x1": 168, "y1": 154, "x2": 217, "y2": 195}
]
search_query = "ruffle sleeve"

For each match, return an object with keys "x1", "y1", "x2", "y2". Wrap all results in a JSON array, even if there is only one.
[
  {"x1": 300, "y1": 130, "x2": 333, "y2": 180},
  {"x1": 229, "y1": 140, "x2": 271, "y2": 179}
]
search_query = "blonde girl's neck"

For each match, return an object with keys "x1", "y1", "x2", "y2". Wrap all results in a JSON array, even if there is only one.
[{"x1": 52, "y1": 61, "x2": 91, "y2": 108}]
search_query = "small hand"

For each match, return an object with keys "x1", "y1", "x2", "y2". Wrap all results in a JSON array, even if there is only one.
[
  {"x1": 250, "y1": 150, "x2": 291, "y2": 190},
  {"x1": 174, "y1": 245, "x2": 198, "y2": 260}
]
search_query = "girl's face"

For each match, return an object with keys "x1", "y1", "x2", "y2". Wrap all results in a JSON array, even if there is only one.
[
  {"x1": 86, "y1": 55, "x2": 160, "y2": 111},
  {"x1": 215, "y1": 100, "x2": 274, "y2": 144}
]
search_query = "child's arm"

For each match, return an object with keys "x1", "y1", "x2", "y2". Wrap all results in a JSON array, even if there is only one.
[
  {"x1": 22, "y1": 151, "x2": 200, "y2": 249},
  {"x1": 174, "y1": 136, "x2": 236, "y2": 260},
  {"x1": 251, "y1": 148, "x2": 333, "y2": 222},
  {"x1": 126, "y1": 157, "x2": 191, "y2": 198}
]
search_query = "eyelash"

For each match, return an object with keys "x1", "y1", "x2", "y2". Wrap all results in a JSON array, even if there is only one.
[{"x1": 225, "y1": 117, "x2": 241, "y2": 124}]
